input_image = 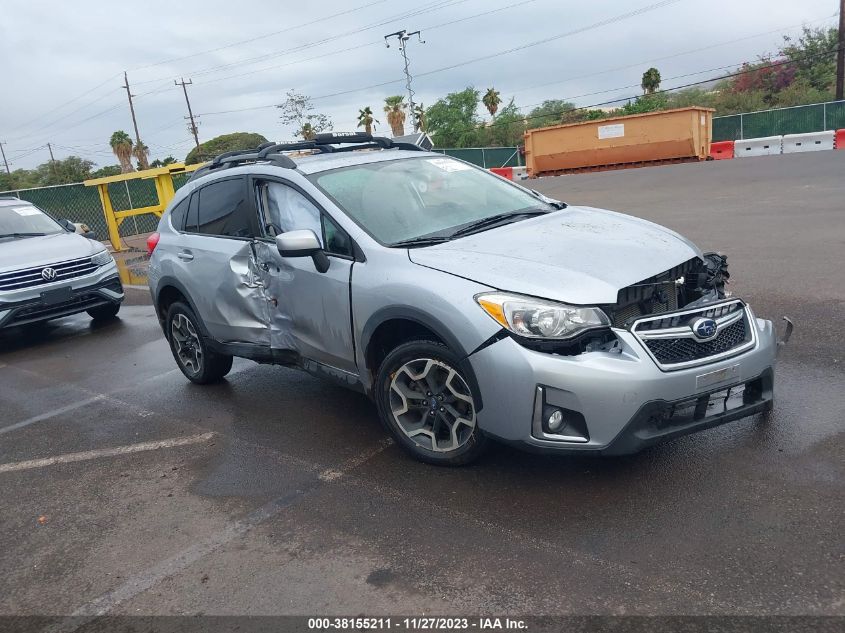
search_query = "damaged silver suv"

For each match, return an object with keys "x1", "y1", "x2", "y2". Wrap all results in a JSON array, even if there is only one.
[{"x1": 148, "y1": 133, "x2": 779, "y2": 465}]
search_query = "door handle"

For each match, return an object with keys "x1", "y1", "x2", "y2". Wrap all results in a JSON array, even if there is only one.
[{"x1": 177, "y1": 250, "x2": 194, "y2": 261}]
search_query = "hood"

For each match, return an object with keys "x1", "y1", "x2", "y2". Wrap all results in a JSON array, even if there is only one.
[
  {"x1": 0, "y1": 232, "x2": 106, "y2": 274},
  {"x1": 408, "y1": 206, "x2": 701, "y2": 305}
]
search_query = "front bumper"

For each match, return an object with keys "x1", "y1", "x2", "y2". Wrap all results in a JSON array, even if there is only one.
[
  {"x1": 468, "y1": 314, "x2": 778, "y2": 454},
  {"x1": 0, "y1": 264, "x2": 123, "y2": 328}
]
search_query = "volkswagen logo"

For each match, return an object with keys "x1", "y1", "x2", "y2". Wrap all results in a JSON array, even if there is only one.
[
  {"x1": 41, "y1": 267, "x2": 57, "y2": 281},
  {"x1": 691, "y1": 317, "x2": 718, "y2": 341}
]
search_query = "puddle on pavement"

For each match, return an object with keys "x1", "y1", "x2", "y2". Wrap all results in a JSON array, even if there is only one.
[{"x1": 115, "y1": 252, "x2": 149, "y2": 286}]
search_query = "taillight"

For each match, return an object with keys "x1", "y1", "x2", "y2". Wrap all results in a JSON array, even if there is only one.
[{"x1": 146, "y1": 232, "x2": 160, "y2": 254}]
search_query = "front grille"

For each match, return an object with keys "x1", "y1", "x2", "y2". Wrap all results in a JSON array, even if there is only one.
[
  {"x1": 644, "y1": 318, "x2": 747, "y2": 365},
  {"x1": 9, "y1": 293, "x2": 107, "y2": 325},
  {"x1": 631, "y1": 299, "x2": 755, "y2": 369},
  {"x1": 0, "y1": 256, "x2": 98, "y2": 291},
  {"x1": 609, "y1": 258, "x2": 697, "y2": 327}
]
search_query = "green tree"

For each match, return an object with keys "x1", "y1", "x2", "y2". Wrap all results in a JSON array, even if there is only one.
[
  {"x1": 641, "y1": 67, "x2": 662, "y2": 95},
  {"x1": 526, "y1": 100, "x2": 577, "y2": 129},
  {"x1": 780, "y1": 26, "x2": 839, "y2": 93},
  {"x1": 90, "y1": 165, "x2": 122, "y2": 178},
  {"x1": 413, "y1": 103, "x2": 426, "y2": 132},
  {"x1": 109, "y1": 130, "x2": 134, "y2": 173},
  {"x1": 357, "y1": 107, "x2": 379, "y2": 135},
  {"x1": 185, "y1": 132, "x2": 269, "y2": 165},
  {"x1": 384, "y1": 95, "x2": 407, "y2": 137},
  {"x1": 36, "y1": 156, "x2": 95, "y2": 186},
  {"x1": 482, "y1": 88, "x2": 502, "y2": 117},
  {"x1": 425, "y1": 87, "x2": 482, "y2": 147},
  {"x1": 618, "y1": 93, "x2": 670, "y2": 116},
  {"x1": 149, "y1": 156, "x2": 177, "y2": 168},
  {"x1": 482, "y1": 99, "x2": 525, "y2": 147},
  {"x1": 277, "y1": 90, "x2": 332, "y2": 140}
]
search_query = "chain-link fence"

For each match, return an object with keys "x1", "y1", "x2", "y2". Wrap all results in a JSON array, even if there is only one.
[
  {"x1": 0, "y1": 172, "x2": 197, "y2": 242},
  {"x1": 433, "y1": 147, "x2": 523, "y2": 168},
  {"x1": 713, "y1": 100, "x2": 845, "y2": 141}
]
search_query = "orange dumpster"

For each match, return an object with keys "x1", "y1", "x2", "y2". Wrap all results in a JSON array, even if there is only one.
[{"x1": 524, "y1": 107, "x2": 714, "y2": 177}]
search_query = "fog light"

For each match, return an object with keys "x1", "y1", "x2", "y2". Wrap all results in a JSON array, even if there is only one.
[{"x1": 547, "y1": 409, "x2": 564, "y2": 431}]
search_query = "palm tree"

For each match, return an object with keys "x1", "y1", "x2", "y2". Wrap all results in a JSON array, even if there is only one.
[
  {"x1": 109, "y1": 131, "x2": 135, "y2": 173},
  {"x1": 482, "y1": 88, "x2": 502, "y2": 117},
  {"x1": 413, "y1": 103, "x2": 426, "y2": 132},
  {"x1": 641, "y1": 67, "x2": 661, "y2": 95},
  {"x1": 133, "y1": 141, "x2": 150, "y2": 170},
  {"x1": 357, "y1": 107, "x2": 379, "y2": 135},
  {"x1": 384, "y1": 95, "x2": 407, "y2": 137}
]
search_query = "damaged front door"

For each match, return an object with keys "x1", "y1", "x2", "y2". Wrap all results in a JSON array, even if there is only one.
[{"x1": 252, "y1": 179, "x2": 356, "y2": 374}]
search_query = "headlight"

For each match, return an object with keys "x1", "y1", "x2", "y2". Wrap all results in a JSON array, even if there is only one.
[
  {"x1": 91, "y1": 250, "x2": 114, "y2": 267},
  {"x1": 476, "y1": 292, "x2": 610, "y2": 339}
]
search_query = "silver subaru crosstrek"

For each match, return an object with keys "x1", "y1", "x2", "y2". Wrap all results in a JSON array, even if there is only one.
[
  {"x1": 148, "y1": 134, "x2": 780, "y2": 465},
  {"x1": 0, "y1": 197, "x2": 123, "y2": 329}
]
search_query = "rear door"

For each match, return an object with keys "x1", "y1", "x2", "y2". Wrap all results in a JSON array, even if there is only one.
[
  {"x1": 176, "y1": 176, "x2": 269, "y2": 346},
  {"x1": 251, "y1": 178, "x2": 357, "y2": 373}
]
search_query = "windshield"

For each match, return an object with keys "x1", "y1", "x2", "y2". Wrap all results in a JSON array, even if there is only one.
[
  {"x1": 309, "y1": 156, "x2": 552, "y2": 245},
  {"x1": 0, "y1": 203, "x2": 64, "y2": 238}
]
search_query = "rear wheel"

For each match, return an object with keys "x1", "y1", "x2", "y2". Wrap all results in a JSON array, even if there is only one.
[
  {"x1": 166, "y1": 301, "x2": 232, "y2": 384},
  {"x1": 375, "y1": 340, "x2": 487, "y2": 466},
  {"x1": 87, "y1": 303, "x2": 120, "y2": 321}
]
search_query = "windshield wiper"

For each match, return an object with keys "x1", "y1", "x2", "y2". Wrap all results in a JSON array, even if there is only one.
[
  {"x1": 0, "y1": 232, "x2": 47, "y2": 239},
  {"x1": 390, "y1": 235, "x2": 453, "y2": 248},
  {"x1": 448, "y1": 209, "x2": 551, "y2": 239}
]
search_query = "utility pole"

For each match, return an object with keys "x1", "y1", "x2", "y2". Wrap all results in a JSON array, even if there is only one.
[
  {"x1": 175, "y1": 78, "x2": 201, "y2": 150},
  {"x1": 121, "y1": 71, "x2": 147, "y2": 167},
  {"x1": 836, "y1": 0, "x2": 844, "y2": 101},
  {"x1": 47, "y1": 142, "x2": 55, "y2": 162},
  {"x1": 0, "y1": 142, "x2": 10, "y2": 176},
  {"x1": 384, "y1": 29, "x2": 425, "y2": 132}
]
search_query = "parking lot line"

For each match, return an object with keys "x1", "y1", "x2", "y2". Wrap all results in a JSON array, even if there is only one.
[
  {"x1": 0, "y1": 433, "x2": 215, "y2": 474},
  {"x1": 0, "y1": 394, "x2": 105, "y2": 436}
]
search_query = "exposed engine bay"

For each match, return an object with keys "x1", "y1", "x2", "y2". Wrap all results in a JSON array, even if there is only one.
[{"x1": 605, "y1": 252, "x2": 731, "y2": 328}]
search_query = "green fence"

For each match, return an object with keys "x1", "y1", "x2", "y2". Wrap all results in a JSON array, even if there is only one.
[
  {"x1": 1, "y1": 174, "x2": 194, "y2": 242},
  {"x1": 433, "y1": 147, "x2": 523, "y2": 168},
  {"x1": 713, "y1": 100, "x2": 845, "y2": 141}
]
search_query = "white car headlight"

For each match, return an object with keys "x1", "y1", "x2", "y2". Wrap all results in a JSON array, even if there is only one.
[
  {"x1": 91, "y1": 250, "x2": 114, "y2": 267},
  {"x1": 476, "y1": 292, "x2": 610, "y2": 339}
]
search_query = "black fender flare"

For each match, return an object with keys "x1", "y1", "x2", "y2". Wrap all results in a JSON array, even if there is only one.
[{"x1": 360, "y1": 306, "x2": 484, "y2": 410}]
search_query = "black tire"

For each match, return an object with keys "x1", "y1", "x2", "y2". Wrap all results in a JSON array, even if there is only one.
[
  {"x1": 165, "y1": 301, "x2": 233, "y2": 384},
  {"x1": 374, "y1": 339, "x2": 488, "y2": 466},
  {"x1": 87, "y1": 302, "x2": 121, "y2": 321}
]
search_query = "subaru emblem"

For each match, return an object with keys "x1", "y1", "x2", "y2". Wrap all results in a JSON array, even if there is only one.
[
  {"x1": 41, "y1": 267, "x2": 57, "y2": 281},
  {"x1": 691, "y1": 317, "x2": 718, "y2": 340}
]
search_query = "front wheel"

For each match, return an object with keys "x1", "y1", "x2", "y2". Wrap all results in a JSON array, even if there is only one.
[
  {"x1": 166, "y1": 301, "x2": 233, "y2": 384},
  {"x1": 375, "y1": 340, "x2": 487, "y2": 466}
]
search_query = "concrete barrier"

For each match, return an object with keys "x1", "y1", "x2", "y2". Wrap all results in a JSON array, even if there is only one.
[
  {"x1": 489, "y1": 167, "x2": 513, "y2": 180},
  {"x1": 735, "y1": 136, "x2": 782, "y2": 157},
  {"x1": 782, "y1": 131, "x2": 835, "y2": 154},
  {"x1": 512, "y1": 166, "x2": 529, "y2": 180}
]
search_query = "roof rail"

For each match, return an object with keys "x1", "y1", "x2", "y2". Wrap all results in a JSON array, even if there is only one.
[{"x1": 187, "y1": 132, "x2": 427, "y2": 183}]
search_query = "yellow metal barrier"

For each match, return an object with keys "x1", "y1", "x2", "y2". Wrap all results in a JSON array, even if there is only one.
[{"x1": 83, "y1": 163, "x2": 201, "y2": 251}]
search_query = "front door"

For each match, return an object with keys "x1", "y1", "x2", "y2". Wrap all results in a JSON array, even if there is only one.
[{"x1": 252, "y1": 178, "x2": 357, "y2": 373}]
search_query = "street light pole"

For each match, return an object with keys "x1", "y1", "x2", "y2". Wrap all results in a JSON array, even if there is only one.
[
  {"x1": 384, "y1": 29, "x2": 425, "y2": 132},
  {"x1": 836, "y1": 0, "x2": 844, "y2": 101}
]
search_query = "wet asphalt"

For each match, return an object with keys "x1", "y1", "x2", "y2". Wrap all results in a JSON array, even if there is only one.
[{"x1": 0, "y1": 151, "x2": 843, "y2": 618}]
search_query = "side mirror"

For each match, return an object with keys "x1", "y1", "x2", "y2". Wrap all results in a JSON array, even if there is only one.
[
  {"x1": 275, "y1": 229, "x2": 330, "y2": 273},
  {"x1": 60, "y1": 219, "x2": 76, "y2": 232}
]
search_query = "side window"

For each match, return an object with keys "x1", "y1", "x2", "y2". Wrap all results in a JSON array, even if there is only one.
[
  {"x1": 195, "y1": 178, "x2": 253, "y2": 238},
  {"x1": 168, "y1": 197, "x2": 189, "y2": 231},
  {"x1": 264, "y1": 182, "x2": 322, "y2": 242},
  {"x1": 185, "y1": 192, "x2": 198, "y2": 232},
  {"x1": 323, "y1": 214, "x2": 354, "y2": 258}
]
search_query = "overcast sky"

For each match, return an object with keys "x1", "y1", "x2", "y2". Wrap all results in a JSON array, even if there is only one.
[{"x1": 1, "y1": 0, "x2": 838, "y2": 170}]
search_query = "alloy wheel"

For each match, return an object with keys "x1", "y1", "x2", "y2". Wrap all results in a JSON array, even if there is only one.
[
  {"x1": 389, "y1": 358, "x2": 477, "y2": 452},
  {"x1": 171, "y1": 313, "x2": 203, "y2": 375}
]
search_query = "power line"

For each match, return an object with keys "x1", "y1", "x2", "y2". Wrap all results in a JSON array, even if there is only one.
[{"x1": 196, "y1": 0, "x2": 687, "y2": 117}]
